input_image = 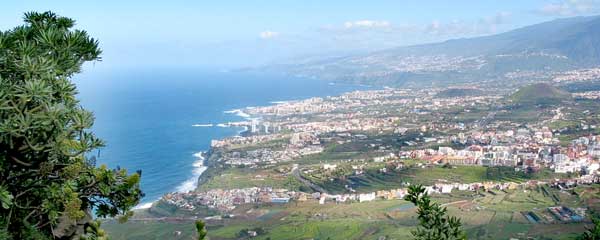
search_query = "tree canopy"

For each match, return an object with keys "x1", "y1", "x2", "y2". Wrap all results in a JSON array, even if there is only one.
[
  {"x1": 578, "y1": 215, "x2": 600, "y2": 240},
  {"x1": 405, "y1": 185, "x2": 466, "y2": 240},
  {"x1": 0, "y1": 11, "x2": 143, "y2": 239},
  {"x1": 195, "y1": 220, "x2": 207, "y2": 240}
]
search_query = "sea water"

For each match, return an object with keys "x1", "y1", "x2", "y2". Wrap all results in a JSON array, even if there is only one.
[{"x1": 75, "y1": 68, "x2": 370, "y2": 207}]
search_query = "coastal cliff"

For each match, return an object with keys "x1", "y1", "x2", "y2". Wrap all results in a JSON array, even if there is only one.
[{"x1": 195, "y1": 149, "x2": 224, "y2": 191}]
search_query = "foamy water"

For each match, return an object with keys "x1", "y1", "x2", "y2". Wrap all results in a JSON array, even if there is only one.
[
  {"x1": 270, "y1": 100, "x2": 290, "y2": 104},
  {"x1": 134, "y1": 152, "x2": 207, "y2": 209},
  {"x1": 133, "y1": 201, "x2": 155, "y2": 210},
  {"x1": 224, "y1": 109, "x2": 251, "y2": 118},
  {"x1": 175, "y1": 152, "x2": 207, "y2": 193},
  {"x1": 192, "y1": 124, "x2": 214, "y2": 127}
]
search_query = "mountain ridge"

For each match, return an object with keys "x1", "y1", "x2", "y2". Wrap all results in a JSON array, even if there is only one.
[{"x1": 266, "y1": 15, "x2": 600, "y2": 87}]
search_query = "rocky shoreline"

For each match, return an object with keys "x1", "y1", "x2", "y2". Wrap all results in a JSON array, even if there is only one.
[{"x1": 195, "y1": 148, "x2": 222, "y2": 191}]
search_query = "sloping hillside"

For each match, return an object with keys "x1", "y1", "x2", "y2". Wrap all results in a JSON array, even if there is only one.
[
  {"x1": 510, "y1": 83, "x2": 572, "y2": 106},
  {"x1": 269, "y1": 15, "x2": 600, "y2": 87}
]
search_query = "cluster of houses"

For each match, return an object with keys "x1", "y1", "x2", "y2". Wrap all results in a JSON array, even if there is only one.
[
  {"x1": 400, "y1": 128, "x2": 600, "y2": 174},
  {"x1": 210, "y1": 133, "x2": 288, "y2": 148},
  {"x1": 161, "y1": 187, "x2": 294, "y2": 212},
  {"x1": 175, "y1": 85, "x2": 600, "y2": 223},
  {"x1": 573, "y1": 91, "x2": 600, "y2": 100},
  {"x1": 209, "y1": 87, "x2": 507, "y2": 169},
  {"x1": 242, "y1": 88, "x2": 499, "y2": 136},
  {"x1": 221, "y1": 145, "x2": 324, "y2": 166},
  {"x1": 214, "y1": 132, "x2": 324, "y2": 166},
  {"x1": 160, "y1": 174, "x2": 599, "y2": 214},
  {"x1": 552, "y1": 67, "x2": 600, "y2": 83},
  {"x1": 283, "y1": 117, "x2": 400, "y2": 134}
]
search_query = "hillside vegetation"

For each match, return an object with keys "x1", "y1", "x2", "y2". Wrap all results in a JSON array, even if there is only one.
[{"x1": 510, "y1": 83, "x2": 572, "y2": 106}]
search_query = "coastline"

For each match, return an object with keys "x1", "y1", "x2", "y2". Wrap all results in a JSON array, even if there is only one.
[
  {"x1": 192, "y1": 108, "x2": 258, "y2": 189},
  {"x1": 134, "y1": 108, "x2": 254, "y2": 209},
  {"x1": 183, "y1": 107, "x2": 256, "y2": 192},
  {"x1": 134, "y1": 152, "x2": 207, "y2": 210},
  {"x1": 134, "y1": 81, "x2": 373, "y2": 210}
]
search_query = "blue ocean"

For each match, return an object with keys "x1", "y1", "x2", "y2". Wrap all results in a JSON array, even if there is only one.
[{"x1": 74, "y1": 68, "x2": 369, "y2": 206}]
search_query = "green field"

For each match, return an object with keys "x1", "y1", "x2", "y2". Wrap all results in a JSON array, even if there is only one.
[
  {"x1": 307, "y1": 165, "x2": 567, "y2": 194},
  {"x1": 197, "y1": 167, "x2": 289, "y2": 191},
  {"x1": 104, "y1": 184, "x2": 592, "y2": 240},
  {"x1": 102, "y1": 220, "x2": 197, "y2": 240}
]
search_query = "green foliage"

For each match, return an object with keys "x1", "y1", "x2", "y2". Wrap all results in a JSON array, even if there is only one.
[
  {"x1": 485, "y1": 166, "x2": 527, "y2": 181},
  {"x1": 0, "y1": 11, "x2": 143, "y2": 239},
  {"x1": 485, "y1": 166, "x2": 566, "y2": 182},
  {"x1": 80, "y1": 220, "x2": 108, "y2": 240},
  {"x1": 195, "y1": 220, "x2": 207, "y2": 240},
  {"x1": 578, "y1": 217, "x2": 600, "y2": 240},
  {"x1": 404, "y1": 185, "x2": 466, "y2": 240},
  {"x1": 0, "y1": 186, "x2": 13, "y2": 209},
  {"x1": 237, "y1": 227, "x2": 265, "y2": 238},
  {"x1": 509, "y1": 83, "x2": 572, "y2": 107},
  {"x1": 283, "y1": 175, "x2": 302, "y2": 191},
  {"x1": 435, "y1": 88, "x2": 484, "y2": 98}
]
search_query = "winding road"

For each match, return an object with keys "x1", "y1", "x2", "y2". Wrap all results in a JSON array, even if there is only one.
[{"x1": 291, "y1": 167, "x2": 328, "y2": 194}]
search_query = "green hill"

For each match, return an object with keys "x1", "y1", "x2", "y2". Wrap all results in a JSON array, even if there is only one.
[{"x1": 510, "y1": 83, "x2": 572, "y2": 106}]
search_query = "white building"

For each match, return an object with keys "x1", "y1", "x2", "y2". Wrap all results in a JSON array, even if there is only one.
[
  {"x1": 359, "y1": 192, "x2": 376, "y2": 202},
  {"x1": 323, "y1": 164, "x2": 337, "y2": 171}
]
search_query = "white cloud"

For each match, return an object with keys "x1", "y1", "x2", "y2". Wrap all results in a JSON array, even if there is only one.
[
  {"x1": 425, "y1": 12, "x2": 512, "y2": 36},
  {"x1": 259, "y1": 31, "x2": 279, "y2": 39},
  {"x1": 310, "y1": 12, "x2": 513, "y2": 52},
  {"x1": 539, "y1": 0, "x2": 598, "y2": 16},
  {"x1": 329, "y1": 12, "x2": 511, "y2": 38},
  {"x1": 343, "y1": 20, "x2": 391, "y2": 29}
]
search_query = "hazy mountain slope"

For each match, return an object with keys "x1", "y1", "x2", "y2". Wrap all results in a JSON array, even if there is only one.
[
  {"x1": 268, "y1": 15, "x2": 600, "y2": 87},
  {"x1": 391, "y1": 16, "x2": 598, "y2": 57}
]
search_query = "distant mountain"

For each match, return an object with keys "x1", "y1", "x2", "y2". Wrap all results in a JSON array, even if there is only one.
[
  {"x1": 385, "y1": 16, "x2": 600, "y2": 62},
  {"x1": 510, "y1": 83, "x2": 572, "y2": 106},
  {"x1": 266, "y1": 15, "x2": 600, "y2": 87}
]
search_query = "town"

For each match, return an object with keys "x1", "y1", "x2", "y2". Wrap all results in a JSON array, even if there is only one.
[
  {"x1": 146, "y1": 74, "x2": 600, "y2": 240},
  {"x1": 131, "y1": 64, "x2": 600, "y2": 237}
]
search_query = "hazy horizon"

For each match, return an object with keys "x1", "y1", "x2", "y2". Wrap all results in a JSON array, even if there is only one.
[{"x1": 3, "y1": 1, "x2": 600, "y2": 71}]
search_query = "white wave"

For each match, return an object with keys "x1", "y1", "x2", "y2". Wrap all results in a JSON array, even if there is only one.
[
  {"x1": 192, "y1": 124, "x2": 213, "y2": 127},
  {"x1": 236, "y1": 112, "x2": 251, "y2": 118},
  {"x1": 216, "y1": 123, "x2": 229, "y2": 128},
  {"x1": 193, "y1": 151, "x2": 205, "y2": 159},
  {"x1": 175, "y1": 152, "x2": 208, "y2": 193},
  {"x1": 192, "y1": 166, "x2": 206, "y2": 175},
  {"x1": 175, "y1": 178, "x2": 196, "y2": 193},
  {"x1": 133, "y1": 201, "x2": 155, "y2": 210},
  {"x1": 175, "y1": 166, "x2": 207, "y2": 193},
  {"x1": 225, "y1": 109, "x2": 251, "y2": 119},
  {"x1": 270, "y1": 101, "x2": 289, "y2": 104}
]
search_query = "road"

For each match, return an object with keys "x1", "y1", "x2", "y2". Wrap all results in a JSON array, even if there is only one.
[{"x1": 291, "y1": 167, "x2": 328, "y2": 194}]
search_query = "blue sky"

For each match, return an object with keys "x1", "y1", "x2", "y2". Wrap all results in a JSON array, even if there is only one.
[{"x1": 2, "y1": 1, "x2": 599, "y2": 69}]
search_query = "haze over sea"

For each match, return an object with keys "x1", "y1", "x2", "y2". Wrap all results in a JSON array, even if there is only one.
[{"x1": 74, "y1": 68, "x2": 370, "y2": 207}]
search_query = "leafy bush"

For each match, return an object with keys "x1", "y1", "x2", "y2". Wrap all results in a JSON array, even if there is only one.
[{"x1": 0, "y1": 12, "x2": 143, "y2": 239}]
